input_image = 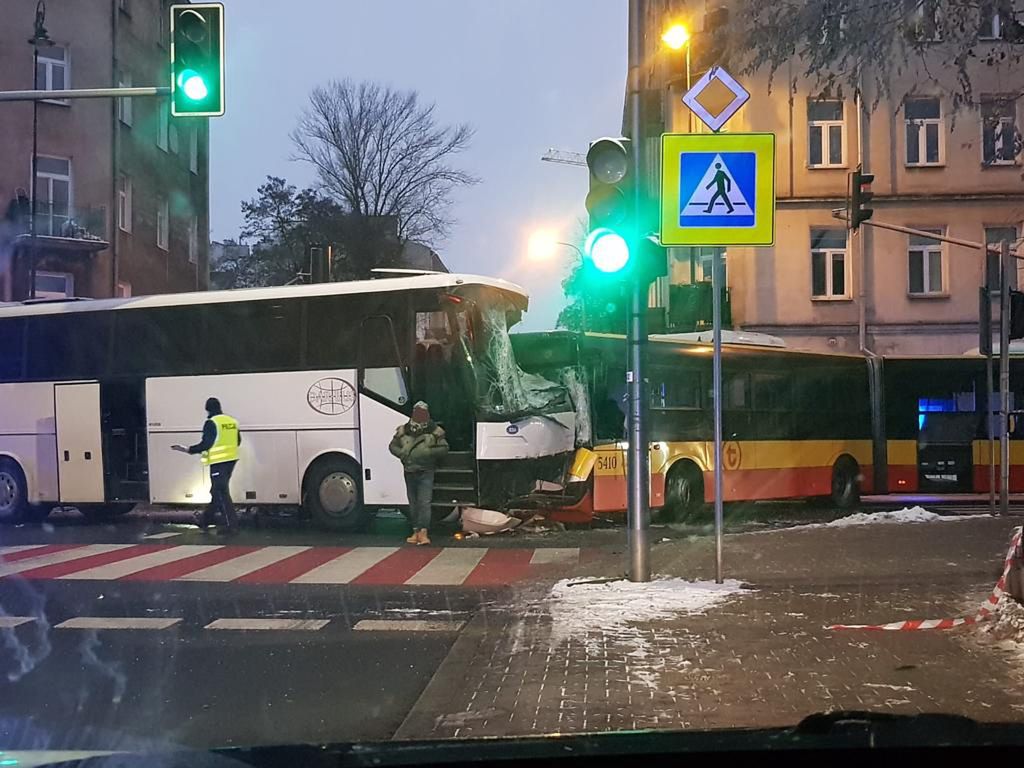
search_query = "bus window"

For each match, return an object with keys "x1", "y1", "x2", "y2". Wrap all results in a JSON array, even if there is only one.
[
  {"x1": 753, "y1": 374, "x2": 793, "y2": 411},
  {"x1": 650, "y1": 369, "x2": 701, "y2": 410},
  {"x1": 27, "y1": 312, "x2": 112, "y2": 380},
  {"x1": 360, "y1": 314, "x2": 409, "y2": 407},
  {"x1": 306, "y1": 296, "x2": 359, "y2": 370},
  {"x1": 0, "y1": 318, "x2": 25, "y2": 381},
  {"x1": 203, "y1": 300, "x2": 300, "y2": 373},
  {"x1": 724, "y1": 374, "x2": 749, "y2": 409},
  {"x1": 114, "y1": 307, "x2": 200, "y2": 376}
]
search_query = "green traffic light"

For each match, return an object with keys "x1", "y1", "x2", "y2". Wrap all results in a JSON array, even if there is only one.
[
  {"x1": 178, "y1": 69, "x2": 209, "y2": 101},
  {"x1": 585, "y1": 228, "x2": 630, "y2": 273}
]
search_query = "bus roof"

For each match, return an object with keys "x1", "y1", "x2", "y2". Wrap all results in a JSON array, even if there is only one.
[
  {"x1": 0, "y1": 273, "x2": 527, "y2": 318},
  {"x1": 580, "y1": 331, "x2": 866, "y2": 360}
]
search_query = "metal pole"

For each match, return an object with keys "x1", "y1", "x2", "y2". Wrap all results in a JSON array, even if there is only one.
[
  {"x1": 0, "y1": 86, "x2": 170, "y2": 101},
  {"x1": 988, "y1": 331, "x2": 997, "y2": 515},
  {"x1": 29, "y1": 47, "x2": 39, "y2": 300},
  {"x1": 1001, "y1": 240, "x2": 1011, "y2": 516},
  {"x1": 626, "y1": 0, "x2": 650, "y2": 582},
  {"x1": 712, "y1": 246, "x2": 724, "y2": 584}
]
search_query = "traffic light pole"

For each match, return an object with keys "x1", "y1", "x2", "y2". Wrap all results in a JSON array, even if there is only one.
[
  {"x1": 0, "y1": 86, "x2": 170, "y2": 102},
  {"x1": 1001, "y1": 240, "x2": 1011, "y2": 516},
  {"x1": 626, "y1": 0, "x2": 651, "y2": 582}
]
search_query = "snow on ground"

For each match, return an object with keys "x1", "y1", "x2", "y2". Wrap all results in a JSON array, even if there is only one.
[
  {"x1": 753, "y1": 506, "x2": 990, "y2": 533},
  {"x1": 545, "y1": 577, "x2": 745, "y2": 646},
  {"x1": 981, "y1": 598, "x2": 1024, "y2": 644}
]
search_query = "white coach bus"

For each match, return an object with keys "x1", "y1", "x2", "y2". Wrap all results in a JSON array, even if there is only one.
[{"x1": 0, "y1": 274, "x2": 576, "y2": 530}]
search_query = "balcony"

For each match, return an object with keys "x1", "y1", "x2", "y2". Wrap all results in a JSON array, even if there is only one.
[
  {"x1": 666, "y1": 282, "x2": 732, "y2": 332},
  {"x1": 29, "y1": 203, "x2": 108, "y2": 241}
]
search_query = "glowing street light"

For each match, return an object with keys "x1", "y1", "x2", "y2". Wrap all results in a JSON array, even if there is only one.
[{"x1": 661, "y1": 23, "x2": 690, "y2": 50}]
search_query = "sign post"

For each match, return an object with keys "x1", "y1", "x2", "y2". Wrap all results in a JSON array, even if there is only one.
[{"x1": 661, "y1": 128, "x2": 776, "y2": 583}]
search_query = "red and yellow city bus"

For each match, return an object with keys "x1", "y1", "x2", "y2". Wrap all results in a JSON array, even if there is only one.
[{"x1": 512, "y1": 331, "x2": 1024, "y2": 523}]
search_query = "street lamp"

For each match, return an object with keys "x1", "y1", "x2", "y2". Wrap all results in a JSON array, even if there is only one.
[
  {"x1": 27, "y1": 0, "x2": 54, "y2": 300},
  {"x1": 661, "y1": 21, "x2": 693, "y2": 131}
]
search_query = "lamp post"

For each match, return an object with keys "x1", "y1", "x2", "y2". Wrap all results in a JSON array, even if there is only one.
[
  {"x1": 27, "y1": 0, "x2": 54, "y2": 300},
  {"x1": 661, "y1": 22, "x2": 692, "y2": 131}
]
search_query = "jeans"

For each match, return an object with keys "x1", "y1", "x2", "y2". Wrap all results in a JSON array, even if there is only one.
[
  {"x1": 404, "y1": 470, "x2": 434, "y2": 531},
  {"x1": 202, "y1": 460, "x2": 238, "y2": 530}
]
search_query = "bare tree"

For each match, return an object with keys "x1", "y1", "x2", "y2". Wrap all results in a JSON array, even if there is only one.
[{"x1": 291, "y1": 79, "x2": 479, "y2": 247}]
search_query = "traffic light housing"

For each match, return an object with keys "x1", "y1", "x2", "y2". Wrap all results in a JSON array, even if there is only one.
[
  {"x1": 847, "y1": 166, "x2": 874, "y2": 230},
  {"x1": 1011, "y1": 290, "x2": 1024, "y2": 341},
  {"x1": 170, "y1": 3, "x2": 224, "y2": 117}
]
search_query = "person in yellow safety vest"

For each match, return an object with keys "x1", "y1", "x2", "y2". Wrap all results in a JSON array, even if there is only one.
[{"x1": 171, "y1": 397, "x2": 242, "y2": 536}]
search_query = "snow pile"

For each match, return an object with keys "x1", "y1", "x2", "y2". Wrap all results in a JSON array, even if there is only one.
[
  {"x1": 980, "y1": 597, "x2": 1024, "y2": 644},
  {"x1": 545, "y1": 577, "x2": 744, "y2": 646},
  {"x1": 825, "y1": 506, "x2": 949, "y2": 527}
]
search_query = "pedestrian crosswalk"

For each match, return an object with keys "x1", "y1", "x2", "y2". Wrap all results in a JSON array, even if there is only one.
[{"x1": 0, "y1": 543, "x2": 580, "y2": 586}]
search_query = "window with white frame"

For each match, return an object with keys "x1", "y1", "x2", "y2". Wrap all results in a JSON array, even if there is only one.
[
  {"x1": 157, "y1": 102, "x2": 168, "y2": 151},
  {"x1": 36, "y1": 45, "x2": 69, "y2": 103},
  {"x1": 33, "y1": 155, "x2": 71, "y2": 237},
  {"x1": 34, "y1": 271, "x2": 74, "y2": 299},
  {"x1": 908, "y1": 229, "x2": 945, "y2": 295},
  {"x1": 116, "y1": 281, "x2": 132, "y2": 298},
  {"x1": 117, "y1": 174, "x2": 132, "y2": 233},
  {"x1": 117, "y1": 71, "x2": 132, "y2": 126},
  {"x1": 692, "y1": 246, "x2": 727, "y2": 284},
  {"x1": 188, "y1": 215, "x2": 199, "y2": 264},
  {"x1": 980, "y1": 3, "x2": 1002, "y2": 39},
  {"x1": 985, "y1": 226, "x2": 1019, "y2": 290},
  {"x1": 808, "y1": 99, "x2": 845, "y2": 167},
  {"x1": 811, "y1": 229, "x2": 849, "y2": 298},
  {"x1": 189, "y1": 126, "x2": 198, "y2": 173},
  {"x1": 157, "y1": 198, "x2": 169, "y2": 250},
  {"x1": 905, "y1": 97, "x2": 944, "y2": 165},
  {"x1": 906, "y1": 0, "x2": 942, "y2": 40},
  {"x1": 982, "y1": 98, "x2": 1018, "y2": 165}
]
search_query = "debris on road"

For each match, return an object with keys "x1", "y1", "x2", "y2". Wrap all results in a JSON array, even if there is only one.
[
  {"x1": 461, "y1": 507, "x2": 521, "y2": 535},
  {"x1": 980, "y1": 598, "x2": 1024, "y2": 644}
]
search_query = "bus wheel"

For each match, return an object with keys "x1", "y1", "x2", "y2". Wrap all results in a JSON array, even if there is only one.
[
  {"x1": 661, "y1": 462, "x2": 704, "y2": 522},
  {"x1": 304, "y1": 456, "x2": 367, "y2": 531},
  {"x1": 0, "y1": 459, "x2": 28, "y2": 524},
  {"x1": 831, "y1": 458, "x2": 861, "y2": 509}
]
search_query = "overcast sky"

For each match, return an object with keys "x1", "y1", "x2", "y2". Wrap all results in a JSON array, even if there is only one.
[{"x1": 209, "y1": 0, "x2": 626, "y2": 330}]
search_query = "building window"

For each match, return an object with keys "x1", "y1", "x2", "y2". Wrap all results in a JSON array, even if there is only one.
[
  {"x1": 117, "y1": 174, "x2": 132, "y2": 233},
  {"x1": 157, "y1": 102, "x2": 169, "y2": 151},
  {"x1": 116, "y1": 281, "x2": 132, "y2": 298},
  {"x1": 117, "y1": 71, "x2": 132, "y2": 126},
  {"x1": 34, "y1": 271, "x2": 73, "y2": 299},
  {"x1": 189, "y1": 126, "x2": 199, "y2": 173},
  {"x1": 169, "y1": 120, "x2": 179, "y2": 153},
  {"x1": 908, "y1": 229, "x2": 945, "y2": 295},
  {"x1": 808, "y1": 99, "x2": 845, "y2": 168},
  {"x1": 33, "y1": 155, "x2": 71, "y2": 237},
  {"x1": 811, "y1": 229, "x2": 849, "y2": 298},
  {"x1": 982, "y1": 98, "x2": 1018, "y2": 166},
  {"x1": 36, "y1": 45, "x2": 69, "y2": 104},
  {"x1": 980, "y1": 3, "x2": 1002, "y2": 39},
  {"x1": 157, "y1": 198, "x2": 169, "y2": 251},
  {"x1": 692, "y1": 246, "x2": 726, "y2": 284},
  {"x1": 985, "y1": 226, "x2": 1019, "y2": 290},
  {"x1": 907, "y1": 0, "x2": 941, "y2": 40},
  {"x1": 188, "y1": 215, "x2": 199, "y2": 264},
  {"x1": 905, "y1": 97, "x2": 943, "y2": 165}
]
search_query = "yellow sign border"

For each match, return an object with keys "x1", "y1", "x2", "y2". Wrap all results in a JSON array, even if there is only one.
[{"x1": 660, "y1": 132, "x2": 776, "y2": 246}]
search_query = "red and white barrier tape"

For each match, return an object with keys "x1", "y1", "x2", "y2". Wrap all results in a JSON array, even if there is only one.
[{"x1": 829, "y1": 527, "x2": 1022, "y2": 632}]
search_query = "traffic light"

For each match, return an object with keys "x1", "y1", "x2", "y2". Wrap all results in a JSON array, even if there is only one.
[
  {"x1": 981, "y1": 287, "x2": 993, "y2": 356},
  {"x1": 170, "y1": 3, "x2": 224, "y2": 117},
  {"x1": 1011, "y1": 290, "x2": 1024, "y2": 341},
  {"x1": 847, "y1": 166, "x2": 874, "y2": 230},
  {"x1": 585, "y1": 137, "x2": 633, "y2": 276}
]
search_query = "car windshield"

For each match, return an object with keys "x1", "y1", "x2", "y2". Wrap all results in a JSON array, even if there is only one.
[{"x1": 3, "y1": 0, "x2": 1024, "y2": 762}]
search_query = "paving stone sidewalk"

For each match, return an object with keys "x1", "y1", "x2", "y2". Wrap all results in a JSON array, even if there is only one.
[{"x1": 395, "y1": 516, "x2": 1024, "y2": 739}]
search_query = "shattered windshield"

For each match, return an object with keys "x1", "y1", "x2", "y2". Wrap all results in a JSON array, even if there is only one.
[{"x1": 3, "y1": 0, "x2": 1024, "y2": 763}]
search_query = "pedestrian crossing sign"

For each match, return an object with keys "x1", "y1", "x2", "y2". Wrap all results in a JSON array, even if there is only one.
[{"x1": 660, "y1": 133, "x2": 775, "y2": 246}]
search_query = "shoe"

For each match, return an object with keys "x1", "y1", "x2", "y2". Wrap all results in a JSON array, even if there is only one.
[
  {"x1": 193, "y1": 512, "x2": 209, "y2": 531},
  {"x1": 406, "y1": 531, "x2": 420, "y2": 544},
  {"x1": 416, "y1": 529, "x2": 430, "y2": 546}
]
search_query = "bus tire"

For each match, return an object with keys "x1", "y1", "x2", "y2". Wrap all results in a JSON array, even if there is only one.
[
  {"x1": 304, "y1": 455, "x2": 367, "y2": 532},
  {"x1": 0, "y1": 459, "x2": 28, "y2": 524},
  {"x1": 661, "y1": 461, "x2": 705, "y2": 522},
  {"x1": 831, "y1": 457, "x2": 860, "y2": 509}
]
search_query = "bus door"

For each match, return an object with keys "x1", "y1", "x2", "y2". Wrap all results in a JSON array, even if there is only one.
[
  {"x1": 54, "y1": 382, "x2": 106, "y2": 503},
  {"x1": 917, "y1": 391, "x2": 979, "y2": 492}
]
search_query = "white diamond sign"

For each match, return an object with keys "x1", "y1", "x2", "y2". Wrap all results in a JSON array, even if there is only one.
[{"x1": 681, "y1": 66, "x2": 750, "y2": 132}]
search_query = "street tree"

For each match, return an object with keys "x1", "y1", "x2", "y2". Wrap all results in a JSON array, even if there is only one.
[
  {"x1": 291, "y1": 79, "x2": 479, "y2": 256},
  {"x1": 730, "y1": 0, "x2": 1024, "y2": 110}
]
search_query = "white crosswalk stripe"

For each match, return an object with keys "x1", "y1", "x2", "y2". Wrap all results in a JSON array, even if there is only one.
[
  {"x1": 354, "y1": 619, "x2": 465, "y2": 632},
  {"x1": 56, "y1": 617, "x2": 181, "y2": 630},
  {"x1": 405, "y1": 547, "x2": 486, "y2": 586},
  {"x1": 0, "y1": 544, "x2": 135, "y2": 577},
  {"x1": 175, "y1": 545, "x2": 309, "y2": 582},
  {"x1": 0, "y1": 545, "x2": 49, "y2": 556},
  {"x1": 530, "y1": 548, "x2": 580, "y2": 565},
  {"x1": 59, "y1": 545, "x2": 220, "y2": 580},
  {"x1": 0, "y1": 617, "x2": 36, "y2": 628},
  {"x1": 205, "y1": 618, "x2": 329, "y2": 631},
  {"x1": 289, "y1": 546, "x2": 398, "y2": 584}
]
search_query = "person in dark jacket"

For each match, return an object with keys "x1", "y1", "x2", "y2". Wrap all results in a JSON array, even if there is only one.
[
  {"x1": 172, "y1": 397, "x2": 241, "y2": 536},
  {"x1": 388, "y1": 401, "x2": 449, "y2": 546}
]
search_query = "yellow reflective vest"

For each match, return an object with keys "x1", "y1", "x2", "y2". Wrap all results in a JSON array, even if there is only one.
[{"x1": 202, "y1": 414, "x2": 240, "y2": 465}]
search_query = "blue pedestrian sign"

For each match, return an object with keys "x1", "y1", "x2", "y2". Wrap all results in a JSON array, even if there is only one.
[{"x1": 660, "y1": 133, "x2": 775, "y2": 246}]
